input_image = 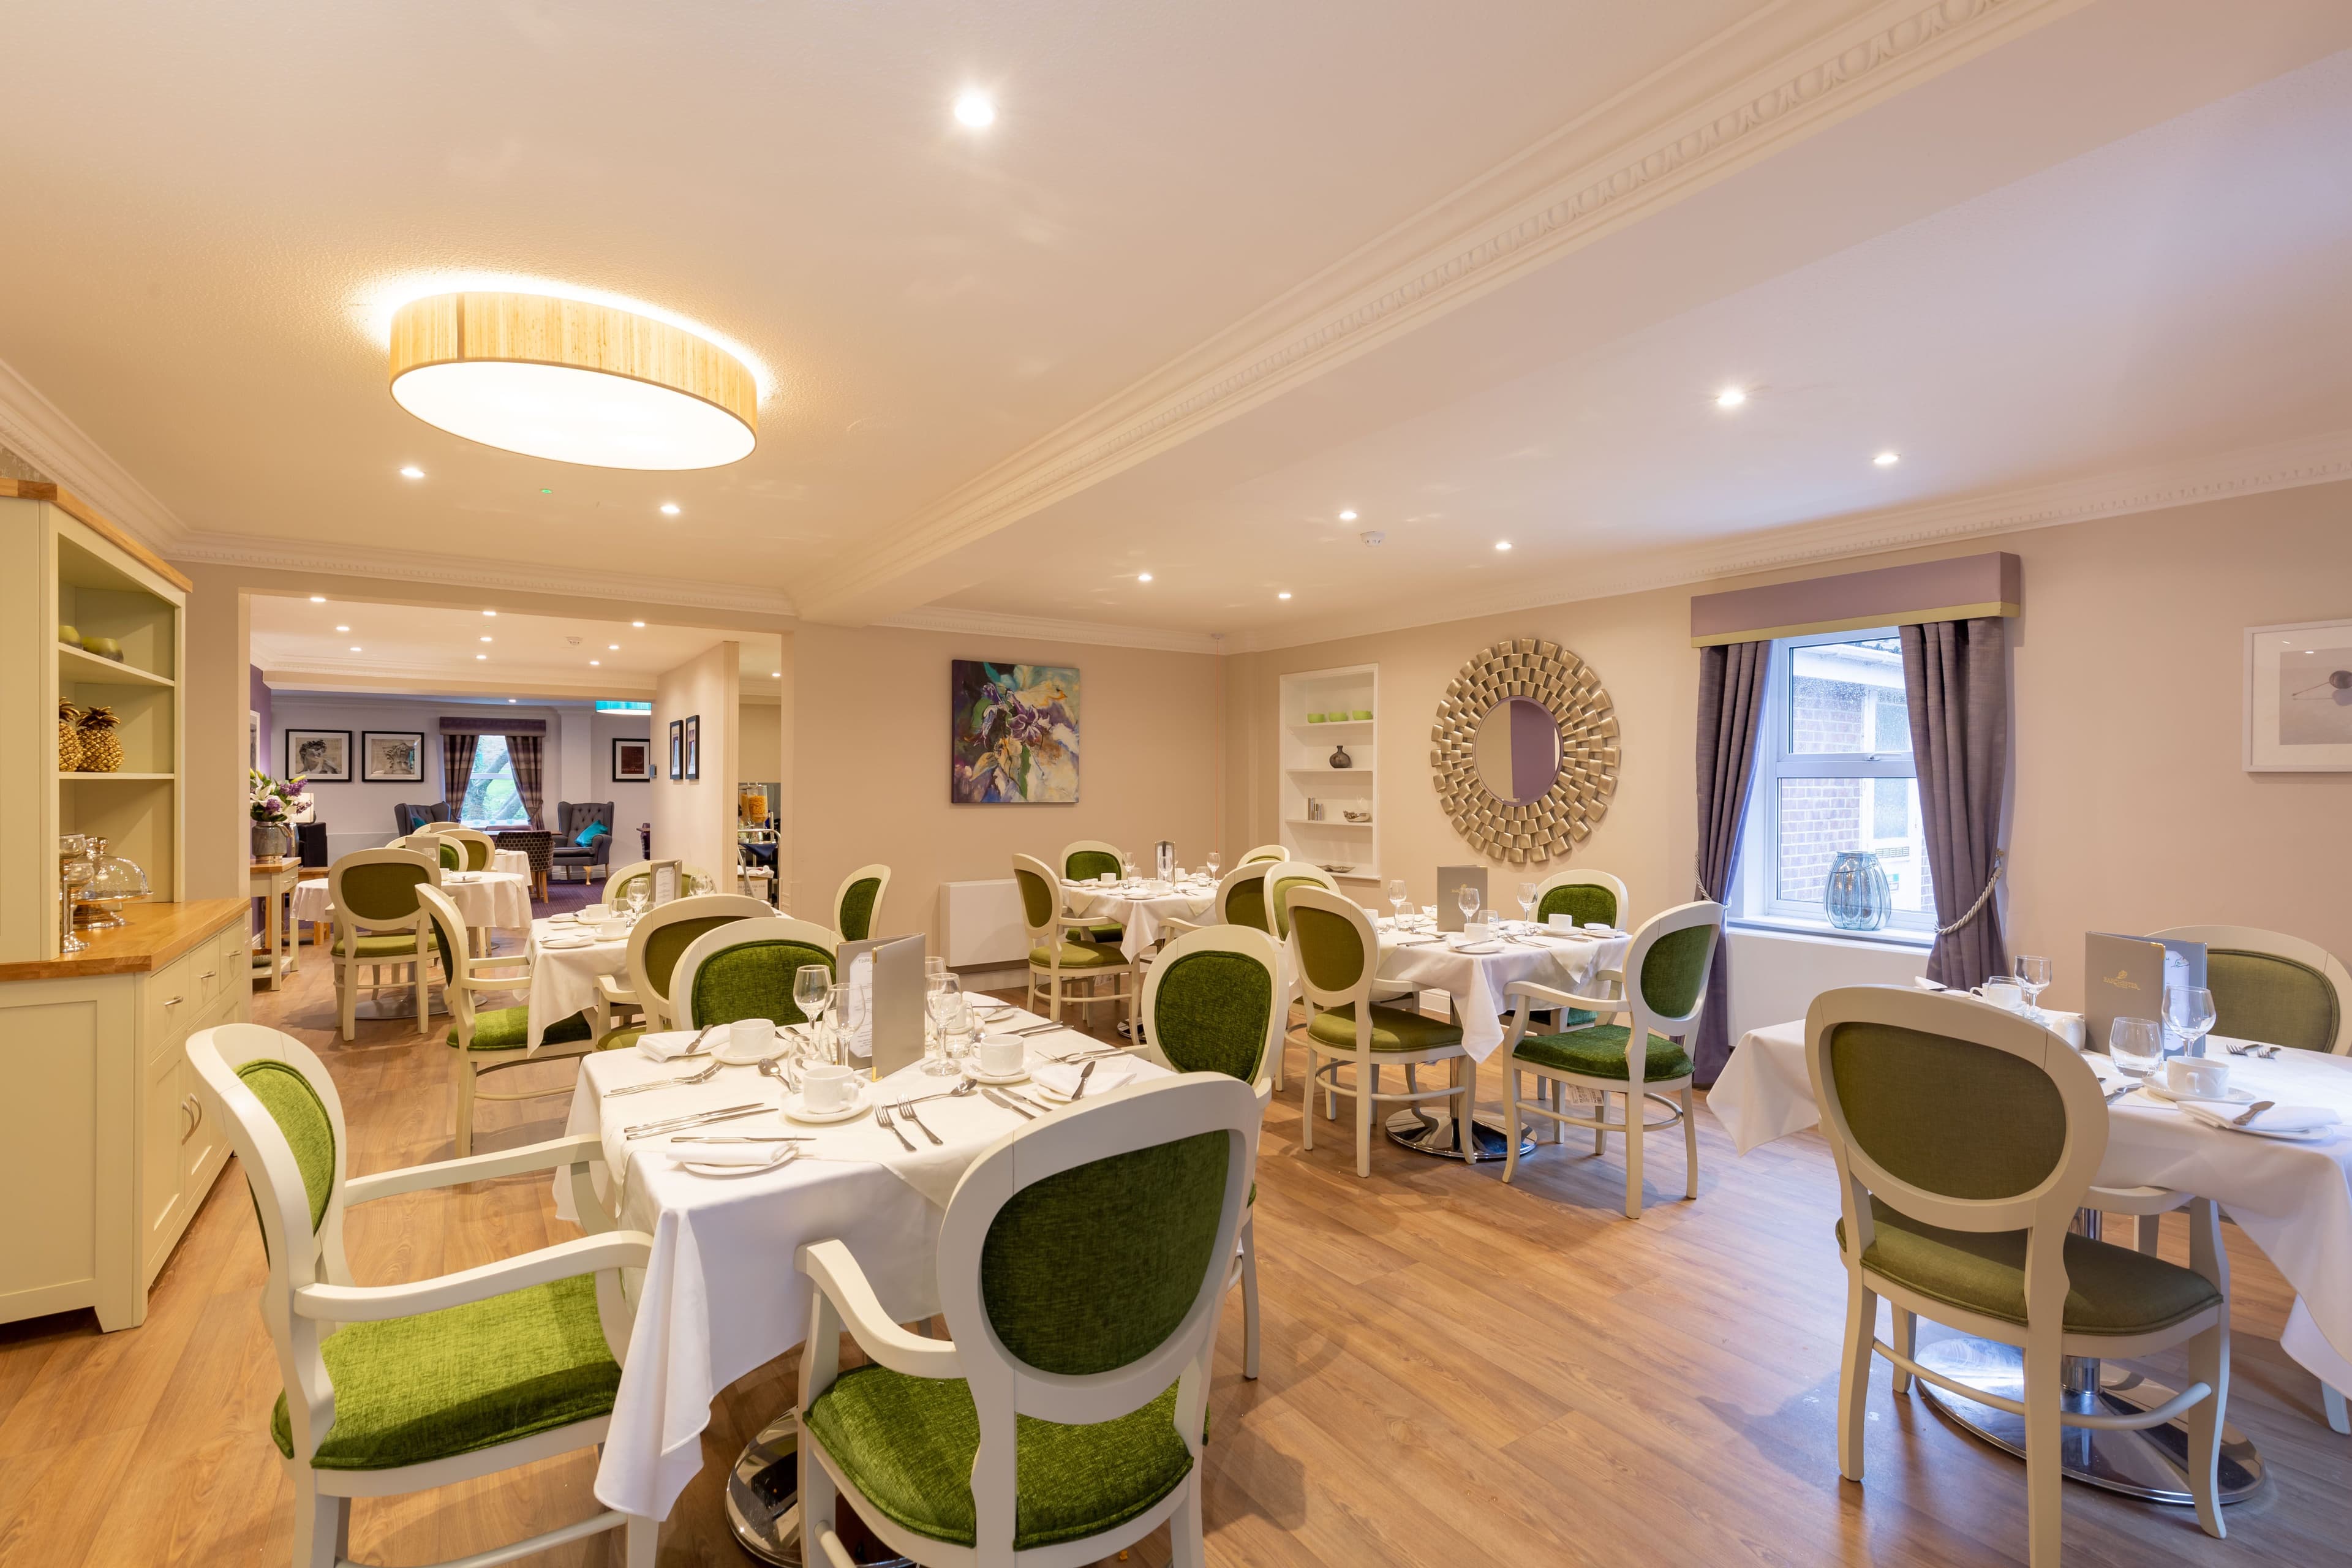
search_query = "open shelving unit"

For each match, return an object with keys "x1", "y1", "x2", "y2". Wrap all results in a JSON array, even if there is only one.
[{"x1": 1275, "y1": 663, "x2": 1379, "y2": 886}]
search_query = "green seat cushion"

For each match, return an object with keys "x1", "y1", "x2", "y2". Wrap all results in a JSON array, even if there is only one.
[
  {"x1": 1031, "y1": 941, "x2": 1125, "y2": 971},
  {"x1": 1079, "y1": 922, "x2": 1128, "y2": 943},
  {"x1": 2208, "y1": 948, "x2": 2342, "y2": 1053},
  {"x1": 1513, "y1": 1023, "x2": 1691, "y2": 1081},
  {"x1": 451, "y1": 1006, "x2": 592, "y2": 1053},
  {"x1": 804, "y1": 1367, "x2": 1191, "y2": 1551},
  {"x1": 331, "y1": 932, "x2": 420, "y2": 959},
  {"x1": 270, "y1": 1274, "x2": 619, "y2": 1470},
  {"x1": 1836, "y1": 1197, "x2": 2222, "y2": 1336},
  {"x1": 1305, "y1": 1001, "x2": 1463, "y2": 1054},
  {"x1": 594, "y1": 1025, "x2": 646, "y2": 1052}
]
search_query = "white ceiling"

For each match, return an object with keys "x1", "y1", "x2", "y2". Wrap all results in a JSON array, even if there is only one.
[{"x1": 4, "y1": 0, "x2": 2351, "y2": 647}]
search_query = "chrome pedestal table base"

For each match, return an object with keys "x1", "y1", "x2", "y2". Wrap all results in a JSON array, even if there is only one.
[
  {"x1": 726, "y1": 1411, "x2": 913, "y2": 1567},
  {"x1": 1384, "y1": 1107, "x2": 1533, "y2": 1162}
]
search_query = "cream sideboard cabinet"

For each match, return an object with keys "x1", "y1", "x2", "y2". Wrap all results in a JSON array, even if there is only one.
[{"x1": 0, "y1": 902, "x2": 251, "y2": 1330}]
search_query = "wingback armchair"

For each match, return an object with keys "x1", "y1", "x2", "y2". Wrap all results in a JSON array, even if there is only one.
[
  {"x1": 552, "y1": 801, "x2": 616, "y2": 884},
  {"x1": 393, "y1": 801, "x2": 459, "y2": 835}
]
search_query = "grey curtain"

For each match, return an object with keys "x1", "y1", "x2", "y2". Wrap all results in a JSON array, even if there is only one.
[
  {"x1": 1901, "y1": 618, "x2": 2010, "y2": 989},
  {"x1": 507, "y1": 733, "x2": 545, "y2": 826},
  {"x1": 1692, "y1": 640, "x2": 1770, "y2": 1084},
  {"x1": 440, "y1": 733, "x2": 478, "y2": 817}
]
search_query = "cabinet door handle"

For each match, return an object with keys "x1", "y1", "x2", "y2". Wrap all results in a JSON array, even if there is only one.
[
  {"x1": 163, "y1": 995, "x2": 183, "y2": 1008},
  {"x1": 188, "y1": 1095, "x2": 204, "y2": 1134},
  {"x1": 179, "y1": 1096, "x2": 195, "y2": 1137},
  {"x1": 198, "y1": 969, "x2": 217, "y2": 980}
]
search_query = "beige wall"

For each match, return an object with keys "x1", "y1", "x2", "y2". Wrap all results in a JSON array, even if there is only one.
[
  {"x1": 737, "y1": 699, "x2": 783, "y2": 788},
  {"x1": 652, "y1": 642, "x2": 739, "y2": 878},
  {"x1": 1227, "y1": 480, "x2": 2352, "y2": 1020},
  {"x1": 789, "y1": 624, "x2": 1221, "y2": 948}
]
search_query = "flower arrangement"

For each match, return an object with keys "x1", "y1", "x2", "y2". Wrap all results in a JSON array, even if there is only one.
[{"x1": 249, "y1": 769, "x2": 314, "y2": 826}]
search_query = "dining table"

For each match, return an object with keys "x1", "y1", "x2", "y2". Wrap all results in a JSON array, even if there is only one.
[
  {"x1": 552, "y1": 1000, "x2": 1175, "y2": 1555},
  {"x1": 1711, "y1": 1003, "x2": 2352, "y2": 1505},
  {"x1": 292, "y1": 867, "x2": 533, "y2": 948},
  {"x1": 1061, "y1": 875, "x2": 1216, "y2": 960},
  {"x1": 526, "y1": 914, "x2": 635, "y2": 1046}
]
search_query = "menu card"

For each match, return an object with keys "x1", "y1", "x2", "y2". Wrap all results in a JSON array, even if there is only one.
[
  {"x1": 839, "y1": 933, "x2": 924, "y2": 1079},
  {"x1": 650, "y1": 860, "x2": 680, "y2": 905},
  {"x1": 1436, "y1": 865, "x2": 1490, "y2": 933},
  {"x1": 2084, "y1": 932, "x2": 2207, "y2": 1054}
]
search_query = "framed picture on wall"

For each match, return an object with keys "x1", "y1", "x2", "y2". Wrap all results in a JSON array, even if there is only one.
[
  {"x1": 287, "y1": 729, "x2": 352, "y2": 783},
  {"x1": 612, "y1": 736, "x2": 654, "y2": 782},
  {"x1": 2246, "y1": 617, "x2": 2352, "y2": 771},
  {"x1": 949, "y1": 659, "x2": 1079, "y2": 802},
  {"x1": 247, "y1": 709, "x2": 260, "y2": 771},
  {"x1": 360, "y1": 730, "x2": 425, "y2": 783},
  {"x1": 668, "y1": 720, "x2": 684, "y2": 780},
  {"x1": 684, "y1": 714, "x2": 701, "y2": 780}
]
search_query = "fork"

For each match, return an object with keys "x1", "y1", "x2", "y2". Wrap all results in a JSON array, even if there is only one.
[
  {"x1": 874, "y1": 1104, "x2": 916, "y2": 1153},
  {"x1": 895, "y1": 1100, "x2": 944, "y2": 1147},
  {"x1": 608, "y1": 1055, "x2": 727, "y2": 1095}
]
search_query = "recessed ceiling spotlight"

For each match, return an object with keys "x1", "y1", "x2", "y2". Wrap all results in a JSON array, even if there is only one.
[
  {"x1": 1137, "y1": 572, "x2": 1153, "y2": 583},
  {"x1": 1338, "y1": 510, "x2": 1357, "y2": 522},
  {"x1": 1714, "y1": 388, "x2": 1746, "y2": 409},
  {"x1": 349, "y1": 645, "x2": 362, "y2": 652},
  {"x1": 475, "y1": 653, "x2": 487, "y2": 661},
  {"x1": 590, "y1": 659, "x2": 601, "y2": 666},
  {"x1": 335, "y1": 625, "x2": 350, "y2": 632},
  {"x1": 399, "y1": 464, "x2": 425, "y2": 478},
  {"x1": 483, "y1": 609, "x2": 497, "y2": 617},
  {"x1": 607, "y1": 643, "x2": 619, "y2": 650},
  {"x1": 310, "y1": 595, "x2": 327, "y2": 603},
  {"x1": 1278, "y1": 591, "x2": 1292, "y2": 600},
  {"x1": 1494, "y1": 540, "x2": 1512, "y2": 551},
  {"x1": 771, "y1": 671, "x2": 782, "y2": 678},
  {"x1": 507, "y1": 698, "x2": 516, "y2": 704},
  {"x1": 954, "y1": 91, "x2": 996, "y2": 129},
  {"x1": 660, "y1": 502, "x2": 680, "y2": 516},
  {"x1": 1874, "y1": 450, "x2": 1901, "y2": 467},
  {"x1": 631, "y1": 620, "x2": 646, "y2": 628},
  {"x1": 480, "y1": 635, "x2": 492, "y2": 643}
]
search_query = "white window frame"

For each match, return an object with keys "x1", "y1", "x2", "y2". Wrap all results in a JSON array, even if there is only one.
[
  {"x1": 458, "y1": 735, "x2": 533, "y2": 830},
  {"x1": 1731, "y1": 627, "x2": 1934, "y2": 947}
]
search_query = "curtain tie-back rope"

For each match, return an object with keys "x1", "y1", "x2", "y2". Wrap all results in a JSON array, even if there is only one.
[{"x1": 1936, "y1": 849, "x2": 2005, "y2": 937}]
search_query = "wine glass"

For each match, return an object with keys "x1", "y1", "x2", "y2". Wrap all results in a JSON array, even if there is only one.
[
  {"x1": 2109, "y1": 1016, "x2": 2163, "y2": 1078},
  {"x1": 1205, "y1": 851, "x2": 1221, "y2": 881},
  {"x1": 1387, "y1": 879, "x2": 1409, "y2": 926},
  {"x1": 1120, "y1": 850, "x2": 1137, "y2": 886},
  {"x1": 1457, "y1": 884, "x2": 1482, "y2": 929},
  {"x1": 2163, "y1": 985, "x2": 2217, "y2": 1059},
  {"x1": 1517, "y1": 881, "x2": 1538, "y2": 930},
  {"x1": 793, "y1": 964, "x2": 834, "y2": 1038},
  {"x1": 625, "y1": 888, "x2": 647, "y2": 922},
  {"x1": 924, "y1": 974, "x2": 964, "y2": 1076},
  {"x1": 2013, "y1": 955, "x2": 2052, "y2": 1023}
]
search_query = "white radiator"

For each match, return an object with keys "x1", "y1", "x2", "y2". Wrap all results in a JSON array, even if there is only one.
[{"x1": 940, "y1": 878, "x2": 1027, "y2": 967}]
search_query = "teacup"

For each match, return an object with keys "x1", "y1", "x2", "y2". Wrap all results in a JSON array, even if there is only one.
[
  {"x1": 1098, "y1": 873, "x2": 1116, "y2": 886},
  {"x1": 1463, "y1": 921, "x2": 1491, "y2": 943},
  {"x1": 727, "y1": 1018, "x2": 775, "y2": 1062},
  {"x1": 1970, "y1": 978, "x2": 2025, "y2": 1011},
  {"x1": 2164, "y1": 1057, "x2": 2230, "y2": 1099},
  {"x1": 980, "y1": 1036, "x2": 1025, "y2": 1076},
  {"x1": 594, "y1": 919, "x2": 628, "y2": 942},
  {"x1": 1548, "y1": 913, "x2": 1574, "y2": 933},
  {"x1": 803, "y1": 1063, "x2": 858, "y2": 1114}
]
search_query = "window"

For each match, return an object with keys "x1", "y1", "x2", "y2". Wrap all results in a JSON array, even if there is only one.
[
  {"x1": 1732, "y1": 628, "x2": 1935, "y2": 941},
  {"x1": 459, "y1": 736, "x2": 531, "y2": 828}
]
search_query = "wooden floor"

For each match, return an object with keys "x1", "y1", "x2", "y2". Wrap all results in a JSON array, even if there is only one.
[{"x1": 1, "y1": 916, "x2": 2344, "y2": 1568}]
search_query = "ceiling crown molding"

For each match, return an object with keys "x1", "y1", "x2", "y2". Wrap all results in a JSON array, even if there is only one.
[
  {"x1": 0, "y1": 353, "x2": 190, "y2": 552},
  {"x1": 1225, "y1": 428, "x2": 2352, "y2": 653},
  {"x1": 875, "y1": 605, "x2": 1223, "y2": 657},
  {"x1": 170, "y1": 530, "x2": 797, "y2": 619},
  {"x1": 796, "y1": 0, "x2": 2076, "y2": 622}
]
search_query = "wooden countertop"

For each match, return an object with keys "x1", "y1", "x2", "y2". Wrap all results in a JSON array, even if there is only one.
[{"x1": 0, "y1": 900, "x2": 248, "y2": 982}]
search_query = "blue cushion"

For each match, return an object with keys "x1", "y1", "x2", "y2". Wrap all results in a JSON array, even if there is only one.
[{"x1": 574, "y1": 821, "x2": 609, "y2": 848}]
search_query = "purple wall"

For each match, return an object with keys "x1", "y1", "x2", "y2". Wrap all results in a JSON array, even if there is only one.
[{"x1": 249, "y1": 665, "x2": 273, "y2": 774}]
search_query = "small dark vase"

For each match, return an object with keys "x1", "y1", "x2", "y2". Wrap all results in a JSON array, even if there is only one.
[{"x1": 1329, "y1": 744, "x2": 1352, "y2": 769}]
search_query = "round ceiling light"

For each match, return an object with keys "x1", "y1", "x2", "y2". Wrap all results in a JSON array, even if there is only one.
[{"x1": 388, "y1": 292, "x2": 757, "y2": 469}]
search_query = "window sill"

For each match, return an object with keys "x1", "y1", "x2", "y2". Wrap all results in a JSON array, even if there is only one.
[{"x1": 1728, "y1": 918, "x2": 1934, "y2": 952}]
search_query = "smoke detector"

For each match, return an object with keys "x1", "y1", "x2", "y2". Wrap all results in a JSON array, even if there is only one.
[{"x1": 1360, "y1": 530, "x2": 1386, "y2": 546}]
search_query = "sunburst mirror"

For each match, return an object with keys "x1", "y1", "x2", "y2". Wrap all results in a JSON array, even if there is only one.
[{"x1": 1430, "y1": 638, "x2": 1618, "y2": 864}]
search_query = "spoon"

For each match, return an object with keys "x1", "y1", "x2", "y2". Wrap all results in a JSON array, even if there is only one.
[{"x1": 2230, "y1": 1099, "x2": 2276, "y2": 1127}]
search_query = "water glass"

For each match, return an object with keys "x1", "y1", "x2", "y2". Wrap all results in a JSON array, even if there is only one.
[
  {"x1": 793, "y1": 964, "x2": 834, "y2": 1033},
  {"x1": 2013, "y1": 955, "x2": 2052, "y2": 1021},
  {"x1": 1419, "y1": 904, "x2": 1436, "y2": 930},
  {"x1": 1457, "y1": 885, "x2": 1481, "y2": 926},
  {"x1": 924, "y1": 975, "x2": 964, "y2": 1075},
  {"x1": 1205, "y1": 853, "x2": 1221, "y2": 880},
  {"x1": 2109, "y1": 1016, "x2": 2163, "y2": 1077},
  {"x1": 1387, "y1": 879, "x2": 1409, "y2": 922},
  {"x1": 1517, "y1": 881, "x2": 1537, "y2": 929},
  {"x1": 2163, "y1": 985, "x2": 2217, "y2": 1059},
  {"x1": 626, "y1": 889, "x2": 647, "y2": 921}
]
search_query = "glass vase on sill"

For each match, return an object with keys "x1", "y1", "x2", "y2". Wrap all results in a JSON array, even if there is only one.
[{"x1": 1823, "y1": 850, "x2": 1892, "y2": 932}]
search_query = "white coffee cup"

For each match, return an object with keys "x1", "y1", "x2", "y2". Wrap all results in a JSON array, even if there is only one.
[
  {"x1": 728, "y1": 1018, "x2": 775, "y2": 1061},
  {"x1": 980, "y1": 1036, "x2": 1025, "y2": 1076},
  {"x1": 1548, "y1": 913, "x2": 1574, "y2": 933},
  {"x1": 1463, "y1": 921, "x2": 1490, "y2": 942},
  {"x1": 594, "y1": 919, "x2": 628, "y2": 941},
  {"x1": 1098, "y1": 873, "x2": 1115, "y2": 885},
  {"x1": 2164, "y1": 1057, "x2": 2230, "y2": 1099},
  {"x1": 803, "y1": 1063, "x2": 857, "y2": 1114},
  {"x1": 1970, "y1": 978, "x2": 2025, "y2": 1011}
]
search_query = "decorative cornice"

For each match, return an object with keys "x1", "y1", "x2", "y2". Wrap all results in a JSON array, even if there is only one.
[
  {"x1": 1226, "y1": 429, "x2": 2352, "y2": 653},
  {"x1": 796, "y1": 0, "x2": 2075, "y2": 620},
  {"x1": 0, "y1": 352, "x2": 190, "y2": 554},
  {"x1": 874, "y1": 605, "x2": 1223, "y2": 657},
  {"x1": 170, "y1": 530, "x2": 797, "y2": 619}
]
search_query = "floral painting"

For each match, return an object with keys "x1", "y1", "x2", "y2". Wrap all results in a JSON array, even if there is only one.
[{"x1": 951, "y1": 660, "x2": 1079, "y2": 803}]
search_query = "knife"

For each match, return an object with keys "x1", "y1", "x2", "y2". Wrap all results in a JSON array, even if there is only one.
[
  {"x1": 983, "y1": 1088, "x2": 1036, "y2": 1120},
  {"x1": 622, "y1": 1102, "x2": 770, "y2": 1139},
  {"x1": 1070, "y1": 1060, "x2": 1098, "y2": 1101}
]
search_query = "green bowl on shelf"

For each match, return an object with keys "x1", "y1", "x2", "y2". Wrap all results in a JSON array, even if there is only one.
[
  {"x1": 1305, "y1": 712, "x2": 1326, "y2": 723},
  {"x1": 58, "y1": 624, "x2": 81, "y2": 647},
  {"x1": 1349, "y1": 709, "x2": 1373, "y2": 721},
  {"x1": 80, "y1": 635, "x2": 123, "y2": 661}
]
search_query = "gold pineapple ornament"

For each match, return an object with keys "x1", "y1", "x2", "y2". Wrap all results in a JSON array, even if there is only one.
[
  {"x1": 58, "y1": 701, "x2": 83, "y2": 772},
  {"x1": 76, "y1": 704, "x2": 124, "y2": 772}
]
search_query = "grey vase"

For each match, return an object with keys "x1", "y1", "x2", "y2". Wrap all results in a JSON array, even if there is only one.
[
  {"x1": 251, "y1": 823, "x2": 294, "y2": 861},
  {"x1": 1329, "y1": 744, "x2": 1352, "y2": 769},
  {"x1": 1824, "y1": 850, "x2": 1891, "y2": 931}
]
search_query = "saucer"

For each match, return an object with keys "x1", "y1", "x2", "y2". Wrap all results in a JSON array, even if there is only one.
[
  {"x1": 715, "y1": 1032, "x2": 789, "y2": 1066},
  {"x1": 540, "y1": 935, "x2": 595, "y2": 949},
  {"x1": 677, "y1": 1150, "x2": 801, "y2": 1177},
  {"x1": 783, "y1": 1085, "x2": 869, "y2": 1124},
  {"x1": 963, "y1": 1063, "x2": 1032, "y2": 1085}
]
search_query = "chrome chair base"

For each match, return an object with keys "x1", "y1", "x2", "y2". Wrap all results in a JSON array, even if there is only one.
[
  {"x1": 726, "y1": 1411, "x2": 913, "y2": 1568},
  {"x1": 1384, "y1": 1107, "x2": 1533, "y2": 1162}
]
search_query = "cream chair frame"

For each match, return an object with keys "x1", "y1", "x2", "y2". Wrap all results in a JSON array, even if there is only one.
[
  {"x1": 671, "y1": 917, "x2": 842, "y2": 1028},
  {"x1": 1288, "y1": 887, "x2": 1468, "y2": 1178},
  {"x1": 1058, "y1": 839, "x2": 1128, "y2": 881},
  {"x1": 1238, "y1": 843, "x2": 1287, "y2": 865},
  {"x1": 1495, "y1": 900, "x2": 1721, "y2": 1218},
  {"x1": 186, "y1": 1022, "x2": 658, "y2": 1568},
  {"x1": 832, "y1": 862, "x2": 892, "y2": 941},
  {"x1": 328, "y1": 848, "x2": 441, "y2": 1042},
  {"x1": 796, "y1": 1074, "x2": 1257, "y2": 1568},
  {"x1": 417, "y1": 885, "x2": 594, "y2": 1156},
  {"x1": 1264, "y1": 862, "x2": 1412, "y2": 1093},
  {"x1": 439, "y1": 826, "x2": 497, "y2": 872},
  {"x1": 621, "y1": 893, "x2": 778, "y2": 1033},
  {"x1": 1805, "y1": 985, "x2": 2230, "y2": 1565},
  {"x1": 1158, "y1": 861, "x2": 1272, "y2": 945},
  {"x1": 1528, "y1": 867, "x2": 1630, "y2": 931},
  {"x1": 1014, "y1": 853, "x2": 1135, "y2": 1030},
  {"x1": 1139, "y1": 924, "x2": 1283, "y2": 1379}
]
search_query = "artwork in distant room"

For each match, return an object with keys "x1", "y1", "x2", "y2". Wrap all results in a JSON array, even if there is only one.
[
  {"x1": 2248, "y1": 617, "x2": 2352, "y2": 770},
  {"x1": 287, "y1": 729, "x2": 352, "y2": 783},
  {"x1": 684, "y1": 714, "x2": 701, "y2": 780},
  {"x1": 612, "y1": 736, "x2": 654, "y2": 782},
  {"x1": 360, "y1": 730, "x2": 425, "y2": 783},
  {"x1": 669, "y1": 720, "x2": 684, "y2": 779},
  {"x1": 247, "y1": 709, "x2": 260, "y2": 771},
  {"x1": 950, "y1": 660, "x2": 1080, "y2": 804}
]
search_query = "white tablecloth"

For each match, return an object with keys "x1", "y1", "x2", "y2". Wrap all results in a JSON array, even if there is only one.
[
  {"x1": 528, "y1": 918, "x2": 633, "y2": 1046},
  {"x1": 1065, "y1": 879, "x2": 1217, "y2": 960},
  {"x1": 1712, "y1": 1015, "x2": 2352, "y2": 1398},
  {"x1": 556, "y1": 1009, "x2": 1172, "y2": 1519},
  {"x1": 492, "y1": 848, "x2": 532, "y2": 879},
  {"x1": 291, "y1": 870, "x2": 533, "y2": 936},
  {"x1": 1276, "y1": 924, "x2": 1632, "y2": 1061}
]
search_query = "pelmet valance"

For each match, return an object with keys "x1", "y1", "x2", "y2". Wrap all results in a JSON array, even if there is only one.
[
  {"x1": 1689, "y1": 551, "x2": 2019, "y2": 647},
  {"x1": 438, "y1": 716, "x2": 546, "y2": 735}
]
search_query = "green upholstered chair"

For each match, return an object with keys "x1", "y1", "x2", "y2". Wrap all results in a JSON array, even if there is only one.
[
  {"x1": 1060, "y1": 839, "x2": 1129, "y2": 944},
  {"x1": 603, "y1": 893, "x2": 778, "y2": 1046},
  {"x1": 441, "y1": 827, "x2": 496, "y2": 872},
  {"x1": 1212, "y1": 862, "x2": 1273, "y2": 933},
  {"x1": 1804, "y1": 986, "x2": 2232, "y2": 1566},
  {"x1": 185, "y1": 1021, "x2": 658, "y2": 1568},
  {"x1": 1140, "y1": 924, "x2": 1283, "y2": 1381},
  {"x1": 416, "y1": 885, "x2": 594, "y2": 1157},
  {"x1": 1529, "y1": 868, "x2": 1629, "y2": 933},
  {"x1": 833, "y1": 863, "x2": 892, "y2": 943},
  {"x1": 796, "y1": 1072, "x2": 1258, "y2": 1568},
  {"x1": 1015, "y1": 853, "x2": 1135, "y2": 1031},
  {"x1": 1287, "y1": 886, "x2": 1466, "y2": 1178},
  {"x1": 1238, "y1": 843, "x2": 1287, "y2": 864},
  {"x1": 671, "y1": 916, "x2": 840, "y2": 1029},
  {"x1": 326, "y1": 848, "x2": 440, "y2": 1042},
  {"x1": 1496, "y1": 899, "x2": 1720, "y2": 1217},
  {"x1": 2150, "y1": 924, "x2": 2350, "y2": 1055},
  {"x1": 391, "y1": 833, "x2": 465, "y2": 872}
]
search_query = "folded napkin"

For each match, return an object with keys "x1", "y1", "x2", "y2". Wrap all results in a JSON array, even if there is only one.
[
  {"x1": 670, "y1": 1142, "x2": 795, "y2": 1168},
  {"x1": 637, "y1": 1030, "x2": 706, "y2": 1062},
  {"x1": 2177, "y1": 1101, "x2": 2341, "y2": 1136},
  {"x1": 1031, "y1": 1055, "x2": 1140, "y2": 1099}
]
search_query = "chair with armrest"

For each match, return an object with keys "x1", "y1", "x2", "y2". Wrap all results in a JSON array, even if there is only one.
[
  {"x1": 1530, "y1": 868, "x2": 1630, "y2": 932},
  {"x1": 551, "y1": 801, "x2": 615, "y2": 884},
  {"x1": 1262, "y1": 862, "x2": 1409, "y2": 1095},
  {"x1": 326, "y1": 849, "x2": 440, "y2": 1042},
  {"x1": 416, "y1": 885, "x2": 594, "y2": 1156},
  {"x1": 796, "y1": 1073, "x2": 1257, "y2": 1568},
  {"x1": 438, "y1": 826, "x2": 496, "y2": 872},
  {"x1": 672, "y1": 918, "x2": 841, "y2": 1029},
  {"x1": 596, "y1": 893, "x2": 778, "y2": 1048},
  {"x1": 1060, "y1": 840, "x2": 1129, "y2": 943},
  {"x1": 1014, "y1": 853, "x2": 1134, "y2": 1030},
  {"x1": 1806, "y1": 985, "x2": 2231, "y2": 1566},
  {"x1": 1238, "y1": 844, "x2": 1287, "y2": 865},
  {"x1": 186, "y1": 1021, "x2": 658, "y2": 1568},
  {"x1": 833, "y1": 863, "x2": 891, "y2": 943}
]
